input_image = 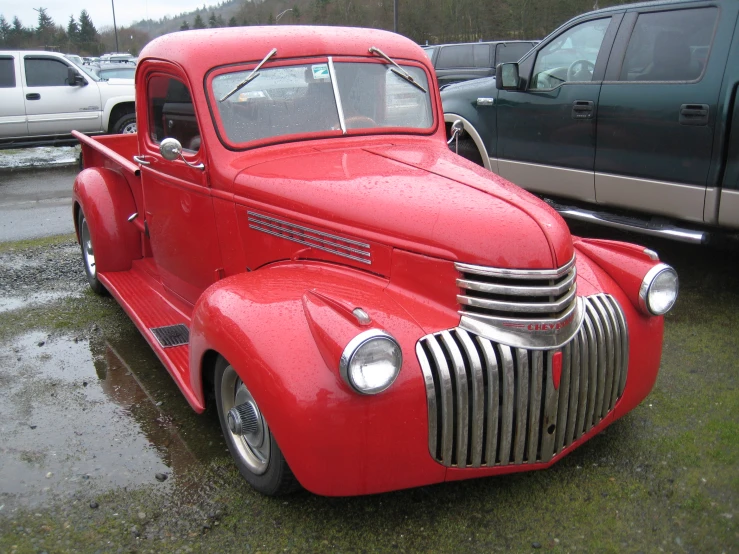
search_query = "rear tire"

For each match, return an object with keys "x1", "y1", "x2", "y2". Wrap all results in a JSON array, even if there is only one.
[
  {"x1": 214, "y1": 357, "x2": 300, "y2": 496},
  {"x1": 111, "y1": 113, "x2": 137, "y2": 135},
  {"x1": 78, "y1": 209, "x2": 107, "y2": 296}
]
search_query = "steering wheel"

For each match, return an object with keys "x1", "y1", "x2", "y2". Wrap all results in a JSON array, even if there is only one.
[
  {"x1": 344, "y1": 115, "x2": 377, "y2": 129},
  {"x1": 566, "y1": 59, "x2": 595, "y2": 82}
]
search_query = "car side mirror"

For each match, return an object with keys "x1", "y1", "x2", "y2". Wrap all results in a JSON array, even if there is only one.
[
  {"x1": 160, "y1": 137, "x2": 205, "y2": 170},
  {"x1": 496, "y1": 63, "x2": 520, "y2": 90},
  {"x1": 67, "y1": 67, "x2": 85, "y2": 86}
]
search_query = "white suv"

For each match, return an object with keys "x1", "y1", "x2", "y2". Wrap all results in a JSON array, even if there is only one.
[{"x1": 0, "y1": 50, "x2": 136, "y2": 148}]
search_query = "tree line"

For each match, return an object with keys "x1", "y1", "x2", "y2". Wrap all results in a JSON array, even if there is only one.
[{"x1": 2, "y1": 0, "x2": 632, "y2": 56}]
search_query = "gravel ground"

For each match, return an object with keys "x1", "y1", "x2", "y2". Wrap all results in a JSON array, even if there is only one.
[
  {"x1": 0, "y1": 146, "x2": 79, "y2": 171},
  {"x1": 0, "y1": 231, "x2": 736, "y2": 553}
]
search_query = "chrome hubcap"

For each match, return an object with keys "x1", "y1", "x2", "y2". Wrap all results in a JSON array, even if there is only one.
[
  {"x1": 220, "y1": 365, "x2": 270, "y2": 474},
  {"x1": 122, "y1": 122, "x2": 137, "y2": 134},
  {"x1": 81, "y1": 219, "x2": 96, "y2": 278}
]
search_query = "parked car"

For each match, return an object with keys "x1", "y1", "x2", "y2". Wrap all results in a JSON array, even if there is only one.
[
  {"x1": 423, "y1": 40, "x2": 538, "y2": 88},
  {"x1": 0, "y1": 50, "x2": 137, "y2": 147},
  {"x1": 94, "y1": 62, "x2": 135, "y2": 80},
  {"x1": 441, "y1": 0, "x2": 739, "y2": 244},
  {"x1": 72, "y1": 26, "x2": 676, "y2": 497}
]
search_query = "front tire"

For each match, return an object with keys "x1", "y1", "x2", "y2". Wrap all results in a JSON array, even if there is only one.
[
  {"x1": 78, "y1": 210, "x2": 107, "y2": 296},
  {"x1": 111, "y1": 112, "x2": 137, "y2": 135},
  {"x1": 214, "y1": 357, "x2": 299, "y2": 496}
]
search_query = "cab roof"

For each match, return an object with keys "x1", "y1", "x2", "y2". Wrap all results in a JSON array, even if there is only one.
[{"x1": 138, "y1": 26, "x2": 430, "y2": 78}]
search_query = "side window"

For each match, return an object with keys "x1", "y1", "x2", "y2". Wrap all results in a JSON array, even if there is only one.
[
  {"x1": 148, "y1": 75, "x2": 201, "y2": 153},
  {"x1": 472, "y1": 45, "x2": 491, "y2": 68},
  {"x1": 25, "y1": 58, "x2": 72, "y2": 87},
  {"x1": 437, "y1": 45, "x2": 474, "y2": 69},
  {"x1": 422, "y1": 47, "x2": 435, "y2": 60},
  {"x1": 531, "y1": 18, "x2": 611, "y2": 90},
  {"x1": 0, "y1": 57, "x2": 16, "y2": 88},
  {"x1": 495, "y1": 43, "x2": 536, "y2": 66},
  {"x1": 619, "y1": 7, "x2": 717, "y2": 82}
]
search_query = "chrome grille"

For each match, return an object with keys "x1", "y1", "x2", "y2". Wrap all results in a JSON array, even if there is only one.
[
  {"x1": 455, "y1": 257, "x2": 577, "y2": 320},
  {"x1": 416, "y1": 294, "x2": 628, "y2": 468}
]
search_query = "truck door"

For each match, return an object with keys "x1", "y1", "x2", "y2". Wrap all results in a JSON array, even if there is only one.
[
  {"x1": 595, "y1": 5, "x2": 726, "y2": 223},
  {"x1": 0, "y1": 54, "x2": 28, "y2": 140},
  {"x1": 136, "y1": 70, "x2": 222, "y2": 306},
  {"x1": 495, "y1": 15, "x2": 621, "y2": 202},
  {"x1": 21, "y1": 54, "x2": 102, "y2": 136}
]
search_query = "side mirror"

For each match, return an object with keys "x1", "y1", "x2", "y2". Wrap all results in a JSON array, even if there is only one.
[
  {"x1": 447, "y1": 119, "x2": 464, "y2": 154},
  {"x1": 160, "y1": 137, "x2": 205, "y2": 170},
  {"x1": 67, "y1": 67, "x2": 85, "y2": 86},
  {"x1": 496, "y1": 63, "x2": 520, "y2": 90}
]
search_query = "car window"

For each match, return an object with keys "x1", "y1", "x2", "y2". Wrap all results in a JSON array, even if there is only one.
[
  {"x1": 618, "y1": 7, "x2": 717, "y2": 82},
  {"x1": 24, "y1": 57, "x2": 72, "y2": 87},
  {"x1": 148, "y1": 76, "x2": 201, "y2": 153},
  {"x1": 0, "y1": 57, "x2": 15, "y2": 88},
  {"x1": 495, "y1": 42, "x2": 535, "y2": 65},
  {"x1": 531, "y1": 18, "x2": 611, "y2": 90},
  {"x1": 423, "y1": 47, "x2": 435, "y2": 60},
  {"x1": 100, "y1": 68, "x2": 135, "y2": 79},
  {"x1": 437, "y1": 45, "x2": 474, "y2": 69}
]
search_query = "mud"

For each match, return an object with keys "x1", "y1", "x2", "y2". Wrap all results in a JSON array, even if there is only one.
[{"x1": 0, "y1": 229, "x2": 736, "y2": 553}]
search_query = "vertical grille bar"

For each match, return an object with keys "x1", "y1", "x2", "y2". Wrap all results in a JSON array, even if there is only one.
[
  {"x1": 498, "y1": 345, "x2": 515, "y2": 465},
  {"x1": 418, "y1": 294, "x2": 629, "y2": 468},
  {"x1": 427, "y1": 337, "x2": 454, "y2": 464},
  {"x1": 527, "y1": 351, "x2": 544, "y2": 463},
  {"x1": 458, "y1": 330, "x2": 485, "y2": 467},
  {"x1": 441, "y1": 331, "x2": 469, "y2": 468},
  {"x1": 574, "y1": 326, "x2": 589, "y2": 441},
  {"x1": 477, "y1": 337, "x2": 499, "y2": 466},
  {"x1": 565, "y1": 334, "x2": 580, "y2": 447}
]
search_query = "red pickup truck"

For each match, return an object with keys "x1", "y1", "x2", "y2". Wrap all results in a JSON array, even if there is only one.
[{"x1": 72, "y1": 26, "x2": 677, "y2": 497}]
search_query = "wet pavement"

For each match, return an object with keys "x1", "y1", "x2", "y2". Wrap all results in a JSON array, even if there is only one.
[{"x1": 0, "y1": 166, "x2": 78, "y2": 241}]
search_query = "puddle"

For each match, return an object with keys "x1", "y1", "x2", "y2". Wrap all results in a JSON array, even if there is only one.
[
  {"x1": 0, "y1": 330, "x2": 223, "y2": 513},
  {"x1": 0, "y1": 290, "x2": 80, "y2": 313}
]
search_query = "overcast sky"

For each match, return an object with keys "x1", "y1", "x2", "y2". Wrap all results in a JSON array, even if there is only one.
[{"x1": 1, "y1": 1, "x2": 209, "y2": 29}]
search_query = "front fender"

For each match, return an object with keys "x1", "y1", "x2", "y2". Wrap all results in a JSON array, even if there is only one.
[
  {"x1": 189, "y1": 262, "x2": 446, "y2": 496},
  {"x1": 72, "y1": 167, "x2": 140, "y2": 273},
  {"x1": 102, "y1": 96, "x2": 135, "y2": 129}
]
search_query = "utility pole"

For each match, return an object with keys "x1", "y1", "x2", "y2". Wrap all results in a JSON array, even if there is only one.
[
  {"x1": 111, "y1": 0, "x2": 120, "y2": 52},
  {"x1": 394, "y1": 0, "x2": 398, "y2": 33}
]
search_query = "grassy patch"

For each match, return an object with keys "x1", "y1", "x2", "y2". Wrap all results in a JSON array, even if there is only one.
[{"x1": 0, "y1": 233, "x2": 77, "y2": 254}]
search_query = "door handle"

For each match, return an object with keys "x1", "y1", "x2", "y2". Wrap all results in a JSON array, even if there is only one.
[
  {"x1": 571, "y1": 100, "x2": 594, "y2": 120},
  {"x1": 26, "y1": 93, "x2": 41, "y2": 100},
  {"x1": 679, "y1": 104, "x2": 709, "y2": 126},
  {"x1": 133, "y1": 155, "x2": 151, "y2": 165}
]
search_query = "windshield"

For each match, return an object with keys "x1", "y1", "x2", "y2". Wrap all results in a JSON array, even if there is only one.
[{"x1": 210, "y1": 59, "x2": 433, "y2": 146}]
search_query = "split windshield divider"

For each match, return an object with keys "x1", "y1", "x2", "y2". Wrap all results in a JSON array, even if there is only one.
[{"x1": 327, "y1": 57, "x2": 347, "y2": 134}]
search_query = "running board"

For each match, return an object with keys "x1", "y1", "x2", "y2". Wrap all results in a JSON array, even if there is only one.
[{"x1": 546, "y1": 200, "x2": 708, "y2": 244}]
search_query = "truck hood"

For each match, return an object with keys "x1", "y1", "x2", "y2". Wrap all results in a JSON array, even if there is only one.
[
  {"x1": 234, "y1": 142, "x2": 572, "y2": 269},
  {"x1": 441, "y1": 76, "x2": 496, "y2": 97}
]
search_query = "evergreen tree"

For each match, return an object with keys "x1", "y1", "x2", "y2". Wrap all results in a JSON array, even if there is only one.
[
  {"x1": 67, "y1": 15, "x2": 80, "y2": 45},
  {"x1": 193, "y1": 14, "x2": 206, "y2": 29},
  {"x1": 216, "y1": 14, "x2": 225, "y2": 27},
  {"x1": 36, "y1": 7, "x2": 55, "y2": 46},
  {"x1": 208, "y1": 11, "x2": 218, "y2": 28},
  {"x1": 268, "y1": 13, "x2": 275, "y2": 25},
  {"x1": 228, "y1": 16, "x2": 238, "y2": 27},
  {"x1": 78, "y1": 10, "x2": 97, "y2": 46},
  {"x1": 0, "y1": 15, "x2": 12, "y2": 46},
  {"x1": 292, "y1": 6, "x2": 302, "y2": 22},
  {"x1": 9, "y1": 16, "x2": 26, "y2": 48},
  {"x1": 180, "y1": 20, "x2": 191, "y2": 31}
]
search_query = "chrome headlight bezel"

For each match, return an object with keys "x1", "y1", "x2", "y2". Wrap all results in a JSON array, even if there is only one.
[
  {"x1": 639, "y1": 263, "x2": 679, "y2": 316},
  {"x1": 339, "y1": 329, "x2": 403, "y2": 395}
]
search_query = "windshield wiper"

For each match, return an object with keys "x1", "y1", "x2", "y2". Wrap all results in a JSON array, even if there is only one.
[
  {"x1": 219, "y1": 47, "x2": 277, "y2": 102},
  {"x1": 368, "y1": 46, "x2": 427, "y2": 93}
]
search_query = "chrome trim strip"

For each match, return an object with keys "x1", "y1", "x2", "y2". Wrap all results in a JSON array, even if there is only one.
[
  {"x1": 513, "y1": 348, "x2": 529, "y2": 464},
  {"x1": 247, "y1": 211, "x2": 371, "y2": 265},
  {"x1": 327, "y1": 57, "x2": 346, "y2": 134},
  {"x1": 574, "y1": 326, "x2": 589, "y2": 440},
  {"x1": 457, "y1": 273, "x2": 575, "y2": 296},
  {"x1": 459, "y1": 331, "x2": 485, "y2": 467},
  {"x1": 458, "y1": 284, "x2": 577, "y2": 313},
  {"x1": 499, "y1": 345, "x2": 515, "y2": 465},
  {"x1": 526, "y1": 350, "x2": 543, "y2": 463},
  {"x1": 416, "y1": 342, "x2": 437, "y2": 459},
  {"x1": 427, "y1": 336, "x2": 454, "y2": 464},
  {"x1": 455, "y1": 256, "x2": 576, "y2": 279},
  {"x1": 477, "y1": 336, "x2": 499, "y2": 466},
  {"x1": 539, "y1": 348, "x2": 559, "y2": 463},
  {"x1": 248, "y1": 212, "x2": 370, "y2": 247},
  {"x1": 459, "y1": 297, "x2": 583, "y2": 351},
  {"x1": 497, "y1": 159, "x2": 596, "y2": 203}
]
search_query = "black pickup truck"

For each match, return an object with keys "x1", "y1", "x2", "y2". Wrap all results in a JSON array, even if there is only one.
[{"x1": 441, "y1": 0, "x2": 739, "y2": 244}]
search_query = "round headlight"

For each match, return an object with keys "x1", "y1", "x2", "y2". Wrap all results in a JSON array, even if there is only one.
[
  {"x1": 340, "y1": 330, "x2": 403, "y2": 395},
  {"x1": 639, "y1": 263, "x2": 678, "y2": 316}
]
